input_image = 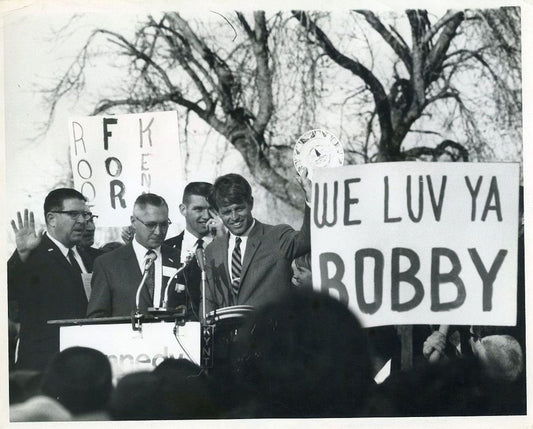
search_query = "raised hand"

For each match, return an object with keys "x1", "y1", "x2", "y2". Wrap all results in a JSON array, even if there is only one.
[
  {"x1": 121, "y1": 226, "x2": 134, "y2": 244},
  {"x1": 11, "y1": 209, "x2": 43, "y2": 262},
  {"x1": 207, "y1": 209, "x2": 226, "y2": 238},
  {"x1": 296, "y1": 167, "x2": 312, "y2": 203}
]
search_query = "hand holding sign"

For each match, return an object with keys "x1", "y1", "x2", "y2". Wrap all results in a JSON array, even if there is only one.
[
  {"x1": 296, "y1": 167, "x2": 313, "y2": 203},
  {"x1": 11, "y1": 209, "x2": 43, "y2": 262},
  {"x1": 423, "y1": 325, "x2": 450, "y2": 363}
]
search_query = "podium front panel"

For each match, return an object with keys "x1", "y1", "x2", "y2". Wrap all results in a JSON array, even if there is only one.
[{"x1": 60, "y1": 322, "x2": 201, "y2": 382}]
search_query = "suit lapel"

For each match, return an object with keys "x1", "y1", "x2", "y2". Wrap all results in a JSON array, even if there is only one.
[
  {"x1": 120, "y1": 243, "x2": 150, "y2": 309},
  {"x1": 221, "y1": 233, "x2": 231, "y2": 285},
  {"x1": 240, "y1": 223, "x2": 262, "y2": 284},
  {"x1": 161, "y1": 245, "x2": 178, "y2": 295},
  {"x1": 42, "y1": 235, "x2": 87, "y2": 303},
  {"x1": 43, "y1": 235, "x2": 81, "y2": 281}
]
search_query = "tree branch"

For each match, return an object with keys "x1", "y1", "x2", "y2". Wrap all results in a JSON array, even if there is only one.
[
  {"x1": 355, "y1": 10, "x2": 412, "y2": 74},
  {"x1": 292, "y1": 10, "x2": 394, "y2": 156}
]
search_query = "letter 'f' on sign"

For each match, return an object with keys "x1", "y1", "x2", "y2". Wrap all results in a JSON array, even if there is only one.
[{"x1": 103, "y1": 117, "x2": 118, "y2": 150}]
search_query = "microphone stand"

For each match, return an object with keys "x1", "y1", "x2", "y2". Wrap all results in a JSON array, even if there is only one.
[
  {"x1": 132, "y1": 261, "x2": 155, "y2": 332},
  {"x1": 148, "y1": 262, "x2": 189, "y2": 319}
]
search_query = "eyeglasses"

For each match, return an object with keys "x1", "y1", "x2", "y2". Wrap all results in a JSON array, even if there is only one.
[
  {"x1": 87, "y1": 215, "x2": 99, "y2": 223},
  {"x1": 50, "y1": 210, "x2": 94, "y2": 221},
  {"x1": 134, "y1": 216, "x2": 172, "y2": 231}
]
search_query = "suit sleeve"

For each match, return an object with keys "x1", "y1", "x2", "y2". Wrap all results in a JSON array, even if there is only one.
[
  {"x1": 86, "y1": 256, "x2": 112, "y2": 318},
  {"x1": 278, "y1": 204, "x2": 311, "y2": 260},
  {"x1": 7, "y1": 250, "x2": 25, "y2": 302}
]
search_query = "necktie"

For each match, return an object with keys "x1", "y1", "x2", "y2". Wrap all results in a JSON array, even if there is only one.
[
  {"x1": 196, "y1": 238, "x2": 204, "y2": 250},
  {"x1": 67, "y1": 248, "x2": 82, "y2": 273},
  {"x1": 231, "y1": 237, "x2": 242, "y2": 296},
  {"x1": 145, "y1": 250, "x2": 156, "y2": 302}
]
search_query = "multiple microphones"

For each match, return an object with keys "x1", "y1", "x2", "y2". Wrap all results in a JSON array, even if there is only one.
[{"x1": 134, "y1": 246, "x2": 207, "y2": 320}]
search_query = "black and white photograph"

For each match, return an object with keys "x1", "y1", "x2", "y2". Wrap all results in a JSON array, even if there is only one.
[{"x1": 1, "y1": 0, "x2": 530, "y2": 426}]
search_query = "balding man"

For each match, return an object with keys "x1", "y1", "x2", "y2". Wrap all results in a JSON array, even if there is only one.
[{"x1": 87, "y1": 193, "x2": 181, "y2": 318}]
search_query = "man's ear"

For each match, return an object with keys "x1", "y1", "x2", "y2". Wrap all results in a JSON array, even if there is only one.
[
  {"x1": 249, "y1": 197, "x2": 254, "y2": 211},
  {"x1": 46, "y1": 212, "x2": 55, "y2": 227},
  {"x1": 130, "y1": 215, "x2": 136, "y2": 230},
  {"x1": 179, "y1": 203, "x2": 186, "y2": 217}
]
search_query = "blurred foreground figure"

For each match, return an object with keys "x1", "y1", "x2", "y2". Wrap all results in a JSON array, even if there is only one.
[
  {"x1": 225, "y1": 288, "x2": 374, "y2": 418},
  {"x1": 40, "y1": 346, "x2": 112, "y2": 420}
]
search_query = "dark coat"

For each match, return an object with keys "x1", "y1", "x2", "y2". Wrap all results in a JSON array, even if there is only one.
[
  {"x1": 86, "y1": 242, "x2": 181, "y2": 318},
  {"x1": 164, "y1": 232, "x2": 203, "y2": 321},
  {"x1": 7, "y1": 234, "x2": 95, "y2": 370}
]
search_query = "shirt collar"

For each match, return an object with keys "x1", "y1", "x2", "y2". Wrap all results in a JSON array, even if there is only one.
[
  {"x1": 183, "y1": 228, "x2": 212, "y2": 248},
  {"x1": 45, "y1": 231, "x2": 72, "y2": 257},
  {"x1": 132, "y1": 235, "x2": 161, "y2": 260}
]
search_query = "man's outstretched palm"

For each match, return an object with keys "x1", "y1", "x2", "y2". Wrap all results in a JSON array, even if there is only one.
[{"x1": 11, "y1": 209, "x2": 43, "y2": 261}]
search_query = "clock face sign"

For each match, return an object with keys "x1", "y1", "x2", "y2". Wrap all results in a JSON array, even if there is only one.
[{"x1": 293, "y1": 129, "x2": 344, "y2": 179}]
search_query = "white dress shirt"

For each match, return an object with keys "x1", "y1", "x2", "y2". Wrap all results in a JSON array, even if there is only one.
[
  {"x1": 180, "y1": 229, "x2": 213, "y2": 264},
  {"x1": 227, "y1": 219, "x2": 256, "y2": 284},
  {"x1": 132, "y1": 237, "x2": 163, "y2": 307},
  {"x1": 46, "y1": 232, "x2": 88, "y2": 273}
]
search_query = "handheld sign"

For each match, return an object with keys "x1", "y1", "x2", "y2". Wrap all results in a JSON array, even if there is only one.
[
  {"x1": 69, "y1": 111, "x2": 183, "y2": 226},
  {"x1": 311, "y1": 162, "x2": 519, "y2": 328}
]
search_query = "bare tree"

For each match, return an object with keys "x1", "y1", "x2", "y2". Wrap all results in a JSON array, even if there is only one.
[
  {"x1": 292, "y1": 8, "x2": 521, "y2": 163},
  {"x1": 43, "y1": 8, "x2": 521, "y2": 209}
]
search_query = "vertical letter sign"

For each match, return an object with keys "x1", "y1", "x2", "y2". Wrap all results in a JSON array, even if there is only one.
[{"x1": 69, "y1": 111, "x2": 182, "y2": 226}]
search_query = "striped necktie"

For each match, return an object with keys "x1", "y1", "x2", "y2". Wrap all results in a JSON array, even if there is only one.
[
  {"x1": 231, "y1": 237, "x2": 242, "y2": 296},
  {"x1": 145, "y1": 250, "x2": 156, "y2": 301}
]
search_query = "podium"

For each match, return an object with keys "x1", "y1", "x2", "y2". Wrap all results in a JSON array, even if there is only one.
[{"x1": 49, "y1": 316, "x2": 200, "y2": 383}]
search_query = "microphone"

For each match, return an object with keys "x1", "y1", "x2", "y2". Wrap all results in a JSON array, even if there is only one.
[
  {"x1": 161, "y1": 253, "x2": 194, "y2": 309},
  {"x1": 196, "y1": 246, "x2": 208, "y2": 323},
  {"x1": 135, "y1": 252, "x2": 158, "y2": 314}
]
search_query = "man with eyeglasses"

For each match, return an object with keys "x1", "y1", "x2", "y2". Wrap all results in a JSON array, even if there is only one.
[
  {"x1": 8, "y1": 188, "x2": 97, "y2": 370},
  {"x1": 87, "y1": 193, "x2": 181, "y2": 318}
]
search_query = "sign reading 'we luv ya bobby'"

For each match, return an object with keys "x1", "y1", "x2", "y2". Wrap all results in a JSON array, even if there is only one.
[
  {"x1": 68, "y1": 111, "x2": 183, "y2": 226},
  {"x1": 311, "y1": 162, "x2": 519, "y2": 328}
]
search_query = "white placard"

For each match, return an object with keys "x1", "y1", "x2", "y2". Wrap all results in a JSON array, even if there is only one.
[
  {"x1": 68, "y1": 111, "x2": 183, "y2": 226},
  {"x1": 311, "y1": 162, "x2": 519, "y2": 328},
  {"x1": 60, "y1": 322, "x2": 201, "y2": 383}
]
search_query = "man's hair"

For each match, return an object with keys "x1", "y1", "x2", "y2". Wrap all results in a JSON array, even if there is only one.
[
  {"x1": 478, "y1": 335, "x2": 523, "y2": 382},
  {"x1": 43, "y1": 188, "x2": 86, "y2": 221},
  {"x1": 294, "y1": 252, "x2": 312, "y2": 271},
  {"x1": 40, "y1": 346, "x2": 112, "y2": 415},
  {"x1": 133, "y1": 193, "x2": 168, "y2": 210},
  {"x1": 209, "y1": 174, "x2": 252, "y2": 211},
  {"x1": 182, "y1": 182, "x2": 213, "y2": 204}
]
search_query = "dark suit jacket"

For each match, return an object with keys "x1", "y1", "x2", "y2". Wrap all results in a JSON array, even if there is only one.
[
  {"x1": 164, "y1": 232, "x2": 203, "y2": 321},
  {"x1": 78, "y1": 246, "x2": 104, "y2": 272},
  {"x1": 7, "y1": 234, "x2": 94, "y2": 370},
  {"x1": 87, "y1": 242, "x2": 181, "y2": 318},
  {"x1": 204, "y1": 206, "x2": 311, "y2": 315}
]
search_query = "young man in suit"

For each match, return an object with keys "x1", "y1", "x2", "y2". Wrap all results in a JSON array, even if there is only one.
[
  {"x1": 87, "y1": 193, "x2": 181, "y2": 318},
  {"x1": 204, "y1": 173, "x2": 311, "y2": 315},
  {"x1": 164, "y1": 182, "x2": 223, "y2": 321},
  {"x1": 8, "y1": 188, "x2": 96, "y2": 370}
]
